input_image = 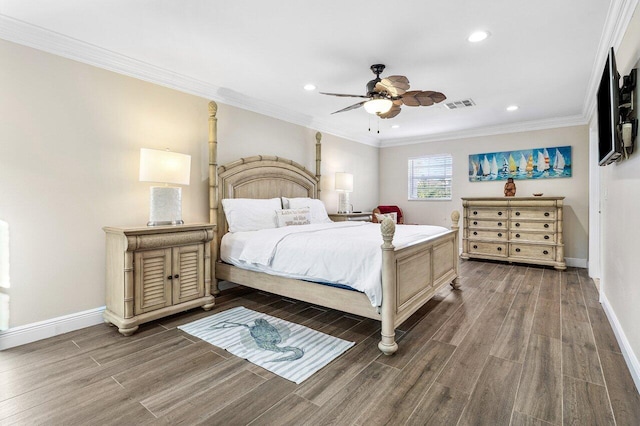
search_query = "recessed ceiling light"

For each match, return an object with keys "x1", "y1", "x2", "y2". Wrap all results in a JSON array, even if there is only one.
[
  {"x1": 506, "y1": 105, "x2": 519, "y2": 111},
  {"x1": 304, "y1": 84, "x2": 316, "y2": 91},
  {"x1": 391, "y1": 124, "x2": 400, "y2": 129},
  {"x1": 468, "y1": 30, "x2": 490, "y2": 43}
]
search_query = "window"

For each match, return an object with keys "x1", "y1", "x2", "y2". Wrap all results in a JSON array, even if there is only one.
[{"x1": 408, "y1": 154, "x2": 453, "y2": 200}]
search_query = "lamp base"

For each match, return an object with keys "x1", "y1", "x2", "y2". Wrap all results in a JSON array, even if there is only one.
[
  {"x1": 148, "y1": 186, "x2": 183, "y2": 227},
  {"x1": 147, "y1": 220, "x2": 184, "y2": 226},
  {"x1": 337, "y1": 192, "x2": 352, "y2": 214}
]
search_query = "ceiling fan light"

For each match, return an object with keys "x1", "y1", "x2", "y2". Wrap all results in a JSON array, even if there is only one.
[{"x1": 364, "y1": 98, "x2": 393, "y2": 114}]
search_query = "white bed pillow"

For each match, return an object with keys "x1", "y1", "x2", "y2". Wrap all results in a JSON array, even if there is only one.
[
  {"x1": 283, "y1": 197, "x2": 332, "y2": 224},
  {"x1": 275, "y1": 208, "x2": 311, "y2": 227},
  {"x1": 375, "y1": 212, "x2": 398, "y2": 223},
  {"x1": 221, "y1": 198, "x2": 282, "y2": 232}
]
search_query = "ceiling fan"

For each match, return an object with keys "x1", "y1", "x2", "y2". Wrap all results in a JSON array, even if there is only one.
[{"x1": 320, "y1": 64, "x2": 446, "y2": 119}]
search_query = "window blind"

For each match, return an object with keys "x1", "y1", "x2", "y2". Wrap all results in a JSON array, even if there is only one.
[{"x1": 408, "y1": 154, "x2": 453, "y2": 200}]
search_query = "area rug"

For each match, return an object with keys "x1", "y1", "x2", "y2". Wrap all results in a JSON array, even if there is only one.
[{"x1": 178, "y1": 306, "x2": 355, "y2": 384}]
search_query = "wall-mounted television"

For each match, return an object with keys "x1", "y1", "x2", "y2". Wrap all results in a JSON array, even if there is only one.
[{"x1": 597, "y1": 47, "x2": 622, "y2": 166}]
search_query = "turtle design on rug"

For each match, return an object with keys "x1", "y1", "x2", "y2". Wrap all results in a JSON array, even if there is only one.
[{"x1": 211, "y1": 318, "x2": 304, "y2": 362}]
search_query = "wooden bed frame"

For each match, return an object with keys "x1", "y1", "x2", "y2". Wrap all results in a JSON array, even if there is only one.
[{"x1": 207, "y1": 101, "x2": 460, "y2": 355}]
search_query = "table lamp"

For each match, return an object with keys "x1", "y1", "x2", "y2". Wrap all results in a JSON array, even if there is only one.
[{"x1": 139, "y1": 148, "x2": 191, "y2": 226}]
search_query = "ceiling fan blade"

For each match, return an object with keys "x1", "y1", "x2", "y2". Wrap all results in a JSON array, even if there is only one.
[
  {"x1": 320, "y1": 92, "x2": 370, "y2": 98},
  {"x1": 399, "y1": 90, "x2": 447, "y2": 107},
  {"x1": 331, "y1": 101, "x2": 367, "y2": 114},
  {"x1": 375, "y1": 75, "x2": 410, "y2": 96},
  {"x1": 377, "y1": 105, "x2": 402, "y2": 119}
]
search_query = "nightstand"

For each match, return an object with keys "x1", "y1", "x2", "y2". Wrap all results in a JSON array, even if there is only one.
[
  {"x1": 329, "y1": 212, "x2": 373, "y2": 222},
  {"x1": 103, "y1": 223, "x2": 215, "y2": 336}
]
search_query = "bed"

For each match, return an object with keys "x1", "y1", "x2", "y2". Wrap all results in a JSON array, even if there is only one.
[{"x1": 206, "y1": 101, "x2": 460, "y2": 355}]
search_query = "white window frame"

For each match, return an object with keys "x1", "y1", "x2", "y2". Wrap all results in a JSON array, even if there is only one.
[{"x1": 408, "y1": 154, "x2": 453, "y2": 201}]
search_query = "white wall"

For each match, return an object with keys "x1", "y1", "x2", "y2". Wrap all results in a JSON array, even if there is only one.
[
  {"x1": 379, "y1": 126, "x2": 590, "y2": 264},
  {"x1": 597, "y1": 4, "x2": 640, "y2": 384},
  {"x1": 0, "y1": 39, "x2": 378, "y2": 329}
]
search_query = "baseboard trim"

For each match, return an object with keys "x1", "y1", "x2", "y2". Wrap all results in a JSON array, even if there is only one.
[
  {"x1": 565, "y1": 257, "x2": 587, "y2": 268},
  {"x1": 0, "y1": 306, "x2": 106, "y2": 351},
  {"x1": 600, "y1": 293, "x2": 640, "y2": 392}
]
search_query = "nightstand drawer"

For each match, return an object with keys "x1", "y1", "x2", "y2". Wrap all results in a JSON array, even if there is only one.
[{"x1": 469, "y1": 241, "x2": 507, "y2": 257}]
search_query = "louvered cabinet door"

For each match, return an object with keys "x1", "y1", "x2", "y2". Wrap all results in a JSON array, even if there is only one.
[
  {"x1": 172, "y1": 243, "x2": 205, "y2": 304},
  {"x1": 134, "y1": 248, "x2": 172, "y2": 314}
]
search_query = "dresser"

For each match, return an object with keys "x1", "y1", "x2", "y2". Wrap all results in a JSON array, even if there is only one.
[
  {"x1": 103, "y1": 224, "x2": 215, "y2": 336},
  {"x1": 328, "y1": 212, "x2": 373, "y2": 222},
  {"x1": 461, "y1": 197, "x2": 566, "y2": 270}
]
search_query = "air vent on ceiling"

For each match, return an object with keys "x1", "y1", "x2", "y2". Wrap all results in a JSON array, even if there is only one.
[{"x1": 444, "y1": 99, "x2": 476, "y2": 110}]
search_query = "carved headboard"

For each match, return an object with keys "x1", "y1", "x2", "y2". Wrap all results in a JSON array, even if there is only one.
[
  {"x1": 216, "y1": 155, "x2": 319, "y2": 239},
  {"x1": 207, "y1": 101, "x2": 322, "y2": 293}
]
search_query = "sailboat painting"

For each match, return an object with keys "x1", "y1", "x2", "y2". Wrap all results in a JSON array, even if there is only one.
[{"x1": 469, "y1": 145, "x2": 571, "y2": 181}]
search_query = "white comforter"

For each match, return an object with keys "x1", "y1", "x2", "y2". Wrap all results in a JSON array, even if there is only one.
[{"x1": 221, "y1": 222, "x2": 450, "y2": 307}]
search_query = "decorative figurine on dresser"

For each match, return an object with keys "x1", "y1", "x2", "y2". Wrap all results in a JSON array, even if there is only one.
[
  {"x1": 461, "y1": 197, "x2": 566, "y2": 270},
  {"x1": 103, "y1": 224, "x2": 215, "y2": 336},
  {"x1": 504, "y1": 178, "x2": 516, "y2": 197}
]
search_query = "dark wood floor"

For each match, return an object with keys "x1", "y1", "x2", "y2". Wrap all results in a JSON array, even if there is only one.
[{"x1": 2, "y1": 261, "x2": 639, "y2": 425}]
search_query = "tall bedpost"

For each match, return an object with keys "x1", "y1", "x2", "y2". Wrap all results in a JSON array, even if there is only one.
[
  {"x1": 208, "y1": 101, "x2": 220, "y2": 296},
  {"x1": 315, "y1": 132, "x2": 322, "y2": 197},
  {"x1": 378, "y1": 217, "x2": 398, "y2": 355},
  {"x1": 450, "y1": 210, "x2": 461, "y2": 289}
]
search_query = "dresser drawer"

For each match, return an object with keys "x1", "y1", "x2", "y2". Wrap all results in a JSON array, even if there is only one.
[
  {"x1": 510, "y1": 208, "x2": 556, "y2": 220},
  {"x1": 510, "y1": 231, "x2": 556, "y2": 243},
  {"x1": 468, "y1": 218, "x2": 507, "y2": 229},
  {"x1": 511, "y1": 221, "x2": 555, "y2": 231},
  {"x1": 468, "y1": 208, "x2": 507, "y2": 220},
  {"x1": 509, "y1": 244, "x2": 555, "y2": 261},
  {"x1": 469, "y1": 241, "x2": 507, "y2": 257},
  {"x1": 469, "y1": 229, "x2": 507, "y2": 240}
]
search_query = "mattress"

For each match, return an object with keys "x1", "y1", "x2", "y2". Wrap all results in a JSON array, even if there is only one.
[{"x1": 220, "y1": 221, "x2": 450, "y2": 306}]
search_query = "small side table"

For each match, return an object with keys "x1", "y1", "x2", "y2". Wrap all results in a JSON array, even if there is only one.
[{"x1": 329, "y1": 212, "x2": 373, "y2": 222}]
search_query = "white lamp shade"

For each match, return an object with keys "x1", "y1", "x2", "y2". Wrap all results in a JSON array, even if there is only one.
[
  {"x1": 363, "y1": 98, "x2": 393, "y2": 114},
  {"x1": 139, "y1": 148, "x2": 191, "y2": 185},
  {"x1": 335, "y1": 172, "x2": 353, "y2": 192}
]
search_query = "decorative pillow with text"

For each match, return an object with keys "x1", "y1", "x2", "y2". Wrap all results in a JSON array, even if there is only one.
[{"x1": 275, "y1": 208, "x2": 312, "y2": 227}]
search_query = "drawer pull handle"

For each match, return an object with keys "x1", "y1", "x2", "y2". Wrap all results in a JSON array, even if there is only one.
[
  {"x1": 498, "y1": 233, "x2": 502, "y2": 237},
  {"x1": 174, "y1": 274, "x2": 179, "y2": 279},
  {"x1": 473, "y1": 211, "x2": 478, "y2": 215},
  {"x1": 515, "y1": 212, "x2": 520, "y2": 216},
  {"x1": 167, "y1": 275, "x2": 173, "y2": 280},
  {"x1": 515, "y1": 223, "x2": 520, "y2": 227},
  {"x1": 497, "y1": 247, "x2": 502, "y2": 251},
  {"x1": 543, "y1": 250, "x2": 549, "y2": 255},
  {"x1": 473, "y1": 221, "x2": 478, "y2": 225},
  {"x1": 515, "y1": 233, "x2": 520, "y2": 238},
  {"x1": 515, "y1": 248, "x2": 521, "y2": 253},
  {"x1": 544, "y1": 212, "x2": 550, "y2": 217},
  {"x1": 544, "y1": 235, "x2": 550, "y2": 240},
  {"x1": 544, "y1": 224, "x2": 549, "y2": 228},
  {"x1": 473, "y1": 231, "x2": 478, "y2": 235},
  {"x1": 498, "y1": 222, "x2": 503, "y2": 226},
  {"x1": 473, "y1": 245, "x2": 478, "y2": 249},
  {"x1": 498, "y1": 212, "x2": 503, "y2": 216}
]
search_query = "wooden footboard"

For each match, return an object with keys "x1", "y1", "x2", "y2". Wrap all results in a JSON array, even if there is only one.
[{"x1": 378, "y1": 211, "x2": 460, "y2": 355}]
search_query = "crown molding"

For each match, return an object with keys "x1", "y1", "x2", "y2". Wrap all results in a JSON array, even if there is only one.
[
  {"x1": 378, "y1": 114, "x2": 587, "y2": 147},
  {"x1": 0, "y1": 10, "x2": 630, "y2": 150},
  {"x1": 0, "y1": 14, "x2": 381, "y2": 146}
]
